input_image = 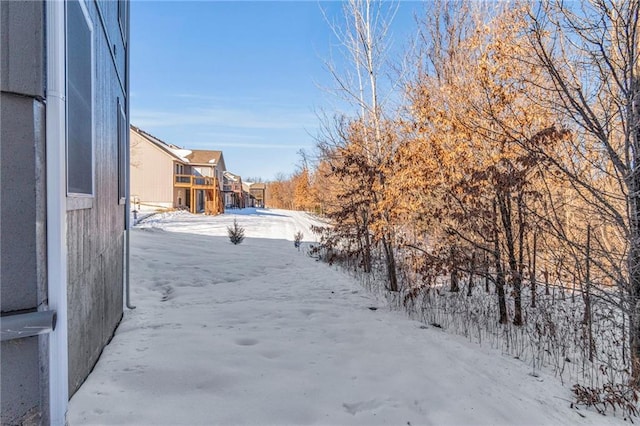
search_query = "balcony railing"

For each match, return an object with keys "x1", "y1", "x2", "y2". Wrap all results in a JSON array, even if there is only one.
[{"x1": 175, "y1": 174, "x2": 217, "y2": 188}]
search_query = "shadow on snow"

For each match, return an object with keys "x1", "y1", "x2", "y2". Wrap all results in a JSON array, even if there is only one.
[{"x1": 223, "y1": 208, "x2": 290, "y2": 218}]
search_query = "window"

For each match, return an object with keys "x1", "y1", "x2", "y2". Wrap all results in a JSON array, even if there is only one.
[
  {"x1": 117, "y1": 98, "x2": 127, "y2": 204},
  {"x1": 118, "y1": 0, "x2": 128, "y2": 42},
  {"x1": 66, "y1": 0, "x2": 94, "y2": 196}
]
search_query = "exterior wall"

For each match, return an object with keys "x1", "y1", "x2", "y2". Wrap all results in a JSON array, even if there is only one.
[
  {"x1": 216, "y1": 169, "x2": 223, "y2": 191},
  {"x1": 130, "y1": 130, "x2": 174, "y2": 206},
  {"x1": 66, "y1": 0, "x2": 126, "y2": 396},
  {"x1": 224, "y1": 192, "x2": 233, "y2": 207},
  {"x1": 214, "y1": 158, "x2": 226, "y2": 191},
  {"x1": 193, "y1": 166, "x2": 214, "y2": 177},
  {"x1": 174, "y1": 186, "x2": 187, "y2": 208},
  {"x1": 0, "y1": 1, "x2": 49, "y2": 424},
  {"x1": 1, "y1": 0, "x2": 129, "y2": 421}
]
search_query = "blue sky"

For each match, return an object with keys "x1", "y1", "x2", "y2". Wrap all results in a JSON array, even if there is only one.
[{"x1": 130, "y1": 1, "x2": 420, "y2": 180}]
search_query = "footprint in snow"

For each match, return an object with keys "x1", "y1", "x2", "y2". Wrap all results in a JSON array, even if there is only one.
[
  {"x1": 160, "y1": 285, "x2": 174, "y2": 302},
  {"x1": 260, "y1": 350, "x2": 281, "y2": 359},
  {"x1": 343, "y1": 399, "x2": 383, "y2": 415},
  {"x1": 235, "y1": 337, "x2": 259, "y2": 346}
]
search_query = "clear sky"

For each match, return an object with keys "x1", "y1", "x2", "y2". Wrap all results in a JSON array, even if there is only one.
[{"x1": 130, "y1": 1, "x2": 420, "y2": 181}]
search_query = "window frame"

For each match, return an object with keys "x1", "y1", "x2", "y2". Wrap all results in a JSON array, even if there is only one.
[
  {"x1": 65, "y1": 0, "x2": 95, "y2": 208},
  {"x1": 117, "y1": 98, "x2": 127, "y2": 205},
  {"x1": 117, "y1": 0, "x2": 128, "y2": 43}
]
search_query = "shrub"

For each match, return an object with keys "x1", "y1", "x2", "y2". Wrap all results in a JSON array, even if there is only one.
[
  {"x1": 227, "y1": 219, "x2": 245, "y2": 245},
  {"x1": 572, "y1": 383, "x2": 638, "y2": 418},
  {"x1": 294, "y1": 231, "x2": 304, "y2": 248}
]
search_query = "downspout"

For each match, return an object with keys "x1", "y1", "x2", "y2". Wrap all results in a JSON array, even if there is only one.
[
  {"x1": 124, "y1": 0, "x2": 135, "y2": 310},
  {"x1": 46, "y1": 1, "x2": 69, "y2": 424}
]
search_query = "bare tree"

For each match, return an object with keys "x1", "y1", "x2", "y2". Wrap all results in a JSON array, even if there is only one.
[
  {"x1": 321, "y1": 0, "x2": 402, "y2": 290},
  {"x1": 525, "y1": 0, "x2": 640, "y2": 385}
]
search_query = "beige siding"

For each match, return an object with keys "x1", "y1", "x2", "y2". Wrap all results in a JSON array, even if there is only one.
[
  {"x1": 130, "y1": 130, "x2": 174, "y2": 206},
  {"x1": 193, "y1": 166, "x2": 214, "y2": 177}
]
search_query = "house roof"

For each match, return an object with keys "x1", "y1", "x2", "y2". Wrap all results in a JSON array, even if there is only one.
[
  {"x1": 223, "y1": 171, "x2": 241, "y2": 181},
  {"x1": 131, "y1": 125, "x2": 228, "y2": 170},
  {"x1": 130, "y1": 125, "x2": 192, "y2": 163},
  {"x1": 186, "y1": 150, "x2": 222, "y2": 166}
]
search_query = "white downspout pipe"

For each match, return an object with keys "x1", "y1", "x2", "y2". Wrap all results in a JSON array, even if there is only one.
[
  {"x1": 46, "y1": 1, "x2": 69, "y2": 424},
  {"x1": 124, "y1": 0, "x2": 135, "y2": 310}
]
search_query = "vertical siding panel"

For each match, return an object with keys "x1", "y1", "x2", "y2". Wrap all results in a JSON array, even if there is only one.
[{"x1": 66, "y1": 0, "x2": 126, "y2": 396}]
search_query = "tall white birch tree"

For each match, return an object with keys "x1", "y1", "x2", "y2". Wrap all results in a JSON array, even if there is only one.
[{"x1": 322, "y1": 0, "x2": 401, "y2": 290}]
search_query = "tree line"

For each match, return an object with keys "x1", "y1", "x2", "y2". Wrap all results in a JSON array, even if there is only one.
[{"x1": 269, "y1": 0, "x2": 639, "y2": 413}]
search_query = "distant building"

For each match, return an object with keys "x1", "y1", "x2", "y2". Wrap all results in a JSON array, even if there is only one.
[
  {"x1": 1, "y1": 1, "x2": 130, "y2": 423},
  {"x1": 184, "y1": 149, "x2": 226, "y2": 214},
  {"x1": 223, "y1": 171, "x2": 245, "y2": 208},
  {"x1": 247, "y1": 182, "x2": 267, "y2": 208},
  {"x1": 242, "y1": 182, "x2": 254, "y2": 207},
  {"x1": 130, "y1": 126, "x2": 224, "y2": 214}
]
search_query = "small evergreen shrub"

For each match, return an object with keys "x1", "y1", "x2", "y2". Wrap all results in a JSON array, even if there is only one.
[{"x1": 227, "y1": 219, "x2": 245, "y2": 245}]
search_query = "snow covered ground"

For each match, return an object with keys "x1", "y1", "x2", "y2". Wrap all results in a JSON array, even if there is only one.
[{"x1": 68, "y1": 209, "x2": 626, "y2": 425}]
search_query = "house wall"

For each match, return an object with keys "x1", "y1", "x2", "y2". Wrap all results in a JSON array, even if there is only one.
[
  {"x1": 130, "y1": 130, "x2": 174, "y2": 207},
  {"x1": 214, "y1": 157, "x2": 226, "y2": 191},
  {"x1": 65, "y1": 0, "x2": 127, "y2": 396},
  {"x1": 224, "y1": 192, "x2": 233, "y2": 207},
  {"x1": 193, "y1": 166, "x2": 214, "y2": 177},
  {"x1": 174, "y1": 187, "x2": 187, "y2": 208},
  {"x1": 0, "y1": 1, "x2": 49, "y2": 424}
]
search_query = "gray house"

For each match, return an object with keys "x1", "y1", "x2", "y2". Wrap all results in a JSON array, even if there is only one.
[{"x1": 1, "y1": 0, "x2": 130, "y2": 424}]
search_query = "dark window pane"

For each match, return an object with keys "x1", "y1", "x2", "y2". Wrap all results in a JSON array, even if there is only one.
[
  {"x1": 66, "y1": 0, "x2": 93, "y2": 195},
  {"x1": 118, "y1": 99, "x2": 126, "y2": 201},
  {"x1": 118, "y1": 0, "x2": 128, "y2": 40}
]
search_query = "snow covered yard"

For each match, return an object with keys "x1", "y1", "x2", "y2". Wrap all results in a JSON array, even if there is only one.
[{"x1": 68, "y1": 209, "x2": 625, "y2": 425}]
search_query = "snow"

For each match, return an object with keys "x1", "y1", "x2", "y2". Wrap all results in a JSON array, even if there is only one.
[
  {"x1": 67, "y1": 209, "x2": 627, "y2": 425},
  {"x1": 137, "y1": 208, "x2": 321, "y2": 243},
  {"x1": 169, "y1": 148, "x2": 192, "y2": 162}
]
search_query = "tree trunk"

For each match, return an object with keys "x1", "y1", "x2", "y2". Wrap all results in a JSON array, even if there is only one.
[
  {"x1": 450, "y1": 246, "x2": 460, "y2": 292},
  {"x1": 353, "y1": 209, "x2": 365, "y2": 270},
  {"x1": 516, "y1": 191, "x2": 525, "y2": 324},
  {"x1": 467, "y1": 251, "x2": 475, "y2": 297},
  {"x1": 583, "y1": 223, "x2": 594, "y2": 362},
  {"x1": 496, "y1": 261, "x2": 508, "y2": 324},
  {"x1": 629, "y1": 201, "x2": 640, "y2": 388},
  {"x1": 498, "y1": 192, "x2": 522, "y2": 326},
  {"x1": 360, "y1": 209, "x2": 372, "y2": 273},
  {"x1": 531, "y1": 230, "x2": 537, "y2": 308},
  {"x1": 493, "y1": 199, "x2": 508, "y2": 324},
  {"x1": 382, "y1": 233, "x2": 398, "y2": 291},
  {"x1": 544, "y1": 268, "x2": 550, "y2": 295},
  {"x1": 484, "y1": 252, "x2": 490, "y2": 293},
  {"x1": 629, "y1": 76, "x2": 640, "y2": 388}
]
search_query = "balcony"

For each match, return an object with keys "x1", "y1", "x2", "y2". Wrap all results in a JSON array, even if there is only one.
[{"x1": 175, "y1": 174, "x2": 217, "y2": 188}]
